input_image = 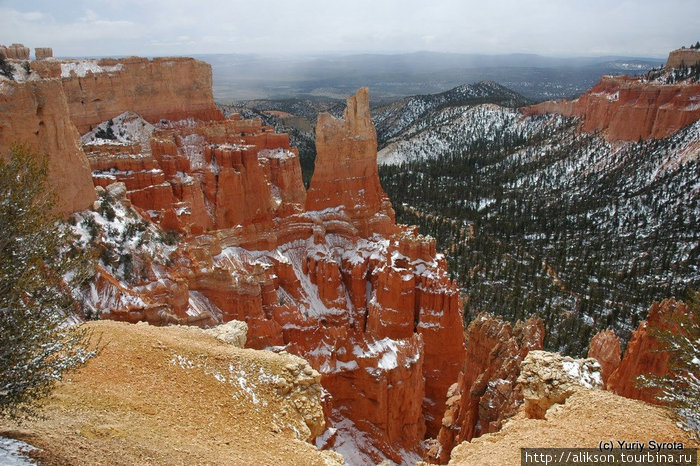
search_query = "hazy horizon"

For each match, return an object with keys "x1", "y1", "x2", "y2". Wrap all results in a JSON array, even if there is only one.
[{"x1": 1, "y1": 0, "x2": 698, "y2": 59}]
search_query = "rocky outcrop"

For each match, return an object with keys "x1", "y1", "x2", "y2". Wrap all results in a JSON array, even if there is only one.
[
  {"x1": 587, "y1": 329, "x2": 621, "y2": 385},
  {"x1": 666, "y1": 48, "x2": 700, "y2": 68},
  {"x1": 0, "y1": 43, "x2": 30, "y2": 60},
  {"x1": 447, "y1": 389, "x2": 697, "y2": 466},
  {"x1": 306, "y1": 87, "x2": 397, "y2": 237},
  {"x1": 522, "y1": 75, "x2": 700, "y2": 141},
  {"x1": 606, "y1": 298, "x2": 690, "y2": 403},
  {"x1": 34, "y1": 48, "x2": 53, "y2": 60},
  {"x1": 518, "y1": 350, "x2": 603, "y2": 419},
  {"x1": 30, "y1": 57, "x2": 225, "y2": 133},
  {"x1": 0, "y1": 79, "x2": 96, "y2": 215},
  {"x1": 431, "y1": 314, "x2": 543, "y2": 464},
  {"x1": 204, "y1": 320, "x2": 248, "y2": 348}
]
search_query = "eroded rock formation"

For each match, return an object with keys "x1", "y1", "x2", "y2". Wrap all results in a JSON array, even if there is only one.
[
  {"x1": 306, "y1": 87, "x2": 397, "y2": 238},
  {"x1": 523, "y1": 48, "x2": 700, "y2": 141},
  {"x1": 523, "y1": 75, "x2": 700, "y2": 141},
  {"x1": 607, "y1": 298, "x2": 690, "y2": 403},
  {"x1": 431, "y1": 314, "x2": 543, "y2": 464},
  {"x1": 518, "y1": 350, "x2": 603, "y2": 419},
  {"x1": 587, "y1": 329, "x2": 621, "y2": 385},
  {"x1": 30, "y1": 57, "x2": 225, "y2": 133},
  {"x1": 62, "y1": 83, "x2": 466, "y2": 463},
  {"x1": 0, "y1": 43, "x2": 30, "y2": 60},
  {"x1": 0, "y1": 79, "x2": 95, "y2": 215},
  {"x1": 35, "y1": 47, "x2": 53, "y2": 60},
  {"x1": 666, "y1": 48, "x2": 700, "y2": 68}
]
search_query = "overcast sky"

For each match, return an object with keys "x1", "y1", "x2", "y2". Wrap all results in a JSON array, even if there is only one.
[{"x1": 1, "y1": 0, "x2": 698, "y2": 58}]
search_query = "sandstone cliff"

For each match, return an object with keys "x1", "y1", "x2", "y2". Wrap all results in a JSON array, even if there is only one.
[
  {"x1": 607, "y1": 298, "x2": 691, "y2": 403},
  {"x1": 666, "y1": 48, "x2": 700, "y2": 68},
  {"x1": 31, "y1": 57, "x2": 225, "y2": 133},
  {"x1": 522, "y1": 75, "x2": 700, "y2": 141},
  {"x1": 522, "y1": 48, "x2": 700, "y2": 141},
  {"x1": 0, "y1": 43, "x2": 30, "y2": 60},
  {"x1": 0, "y1": 79, "x2": 95, "y2": 215}
]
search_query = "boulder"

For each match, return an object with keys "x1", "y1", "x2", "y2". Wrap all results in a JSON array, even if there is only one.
[
  {"x1": 518, "y1": 350, "x2": 603, "y2": 419},
  {"x1": 204, "y1": 320, "x2": 248, "y2": 348}
]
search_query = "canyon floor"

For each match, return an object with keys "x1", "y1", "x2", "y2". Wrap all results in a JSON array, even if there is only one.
[{"x1": 0, "y1": 321, "x2": 339, "y2": 466}]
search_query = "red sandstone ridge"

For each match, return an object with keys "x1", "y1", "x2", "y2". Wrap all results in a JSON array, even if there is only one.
[
  {"x1": 0, "y1": 79, "x2": 95, "y2": 215},
  {"x1": 31, "y1": 57, "x2": 224, "y2": 133},
  {"x1": 430, "y1": 313, "x2": 544, "y2": 464},
  {"x1": 522, "y1": 49, "x2": 700, "y2": 141},
  {"x1": 306, "y1": 87, "x2": 397, "y2": 238},
  {"x1": 587, "y1": 329, "x2": 621, "y2": 385},
  {"x1": 606, "y1": 298, "x2": 691, "y2": 403}
]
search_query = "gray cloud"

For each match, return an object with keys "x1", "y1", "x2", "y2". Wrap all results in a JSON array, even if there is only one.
[{"x1": 0, "y1": 0, "x2": 698, "y2": 57}]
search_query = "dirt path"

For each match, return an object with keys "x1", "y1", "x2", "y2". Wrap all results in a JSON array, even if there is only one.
[{"x1": 0, "y1": 320, "x2": 339, "y2": 466}]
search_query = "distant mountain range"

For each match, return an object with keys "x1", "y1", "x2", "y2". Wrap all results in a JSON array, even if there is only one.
[{"x1": 201, "y1": 51, "x2": 664, "y2": 102}]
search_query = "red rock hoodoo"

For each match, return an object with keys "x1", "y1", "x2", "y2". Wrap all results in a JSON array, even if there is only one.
[
  {"x1": 30, "y1": 56, "x2": 225, "y2": 133},
  {"x1": 587, "y1": 329, "x2": 621, "y2": 385},
  {"x1": 606, "y1": 299, "x2": 691, "y2": 403},
  {"x1": 431, "y1": 314, "x2": 544, "y2": 464},
  {"x1": 306, "y1": 87, "x2": 397, "y2": 238}
]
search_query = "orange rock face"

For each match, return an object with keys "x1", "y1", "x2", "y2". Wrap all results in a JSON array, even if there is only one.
[
  {"x1": 522, "y1": 75, "x2": 700, "y2": 141},
  {"x1": 33, "y1": 57, "x2": 225, "y2": 133},
  {"x1": 666, "y1": 48, "x2": 700, "y2": 68},
  {"x1": 587, "y1": 329, "x2": 621, "y2": 385},
  {"x1": 0, "y1": 79, "x2": 96, "y2": 216},
  {"x1": 432, "y1": 313, "x2": 544, "y2": 464},
  {"x1": 306, "y1": 87, "x2": 397, "y2": 237},
  {"x1": 606, "y1": 299, "x2": 690, "y2": 403},
  {"x1": 0, "y1": 43, "x2": 30, "y2": 60},
  {"x1": 34, "y1": 47, "x2": 53, "y2": 60}
]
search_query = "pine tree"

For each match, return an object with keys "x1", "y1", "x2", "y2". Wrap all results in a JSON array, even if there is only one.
[{"x1": 0, "y1": 145, "x2": 95, "y2": 419}]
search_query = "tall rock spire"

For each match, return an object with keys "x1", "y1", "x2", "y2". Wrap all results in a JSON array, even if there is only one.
[{"x1": 305, "y1": 87, "x2": 396, "y2": 237}]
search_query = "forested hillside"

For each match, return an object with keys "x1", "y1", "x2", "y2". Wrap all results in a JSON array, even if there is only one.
[{"x1": 379, "y1": 105, "x2": 700, "y2": 355}]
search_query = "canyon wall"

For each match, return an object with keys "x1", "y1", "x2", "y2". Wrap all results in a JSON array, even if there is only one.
[
  {"x1": 666, "y1": 48, "x2": 700, "y2": 68},
  {"x1": 0, "y1": 79, "x2": 95, "y2": 215},
  {"x1": 606, "y1": 298, "x2": 690, "y2": 403},
  {"x1": 31, "y1": 57, "x2": 225, "y2": 133},
  {"x1": 523, "y1": 75, "x2": 700, "y2": 141}
]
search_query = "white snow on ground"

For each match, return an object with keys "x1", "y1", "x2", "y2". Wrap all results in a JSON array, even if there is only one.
[
  {"x1": 0, "y1": 437, "x2": 37, "y2": 465},
  {"x1": 316, "y1": 416, "x2": 423, "y2": 466},
  {"x1": 562, "y1": 360, "x2": 602, "y2": 389},
  {"x1": 60, "y1": 60, "x2": 123, "y2": 78},
  {"x1": 169, "y1": 354, "x2": 281, "y2": 408},
  {"x1": 81, "y1": 111, "x2": 155, "y2": 148}
]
